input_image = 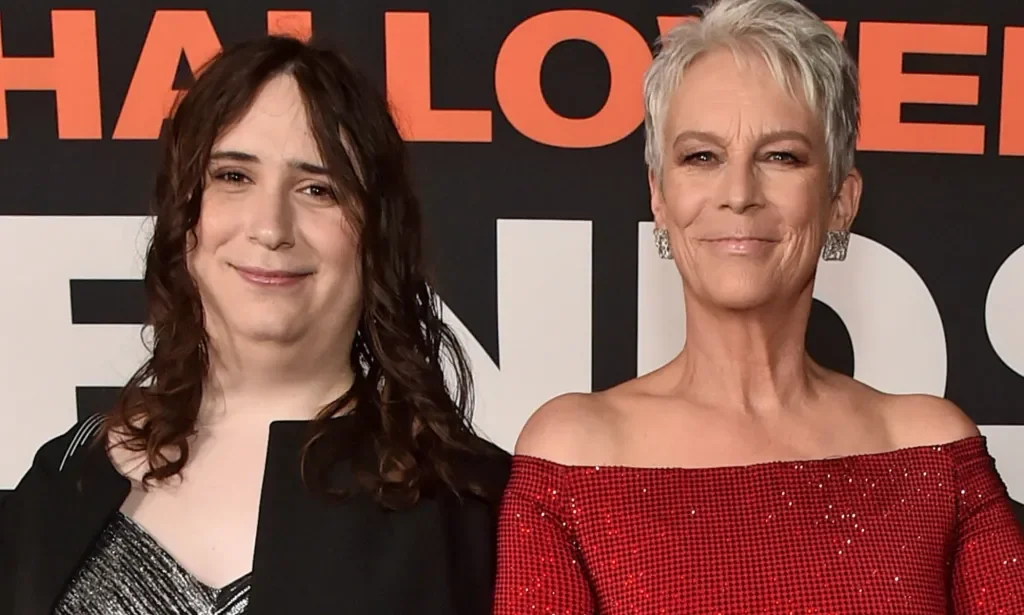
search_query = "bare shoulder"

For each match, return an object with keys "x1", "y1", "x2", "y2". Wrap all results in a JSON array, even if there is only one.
[
  {"x1": 881, "y1": 392, "x2": 981, "y2": 449},
  {"x1": 514, "y1": 391, "x2": 616, "y2": 465}
]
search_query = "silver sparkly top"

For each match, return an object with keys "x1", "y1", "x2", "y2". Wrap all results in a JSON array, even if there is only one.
[{"x1": 54, "y1": 512, "x2": 251, "y2": 615}]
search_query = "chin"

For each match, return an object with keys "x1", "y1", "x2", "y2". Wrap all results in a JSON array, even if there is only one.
[
  {"x1": 223, "y1": 313, "x2": 309, "y2": 345},
  {"x1": 240, "y1": 327, "x2": 306, "y2": 345},
  {"x1": 708, "y1": 294, "x2": 774, "y2": 311},
  {"x1": 699, "y1": 280, "x2": 779, "y2": 311}
]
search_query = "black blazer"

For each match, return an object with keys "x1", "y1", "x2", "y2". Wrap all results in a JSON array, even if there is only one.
[{"x1": 0, "y1": 415, "x2": 510, "y2": 615}]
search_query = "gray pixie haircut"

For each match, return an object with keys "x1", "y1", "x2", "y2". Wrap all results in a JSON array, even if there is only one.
[{"x1": 643, "y1": 0, "x2": 859, "y2": 194}]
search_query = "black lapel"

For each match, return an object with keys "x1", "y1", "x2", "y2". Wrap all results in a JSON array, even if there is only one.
[
  {"x1": 24, "y1": 439, "x2": 128, "y2": 614},
  {"x1": 244, "y1": 420, "x2": 505, "y2": 615},
  {"x1": 246, "y1": 419, "x2": 386, "y2": 614}
]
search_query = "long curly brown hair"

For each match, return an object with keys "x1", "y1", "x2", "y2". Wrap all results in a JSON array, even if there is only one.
[{"x1": 100, "y1": 35, "x2": 499, "y2": 509}]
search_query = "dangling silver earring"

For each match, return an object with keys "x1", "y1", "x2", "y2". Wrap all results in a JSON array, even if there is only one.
[
  {"x1": 821, "y1": 230, "x2": 850, "y2": 261},
  {"x1": 654, "y1": 227, "x2": 672, "y2": 259}
]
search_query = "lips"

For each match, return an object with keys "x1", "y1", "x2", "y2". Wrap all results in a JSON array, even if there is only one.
[
  {"x1": 702, "y1": 235, "x2": 778, "y2": 243},
  {"x1": 232, "y1": 265, "x2": 313, "y2": 287},
  {"x1": 701, "y1": 237, "x2": 778, "y2": 255}
]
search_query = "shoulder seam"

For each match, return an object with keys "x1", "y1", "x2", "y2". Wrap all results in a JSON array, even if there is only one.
[{"x1": 58, "y1": 413, "x2": 104, "y2": 472}]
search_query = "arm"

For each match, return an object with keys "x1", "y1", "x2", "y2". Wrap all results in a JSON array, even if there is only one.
[
  {"x1": 949, "y1": 437, "x2": 1024, "y2": 614},
  {"x1": 492, "y1": 458, "x2": 595, "y2": 615},
  {"x1": 0, "y1": 437, "x2": 59, "y2": 607},
  {"x1": 0, "y1": 415, "x2": 100, "y2": 607}
]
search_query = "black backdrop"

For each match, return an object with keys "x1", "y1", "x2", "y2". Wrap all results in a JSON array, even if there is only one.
[{"x1": 0, "y1": 0, "x2": 1022, "y2": 512}]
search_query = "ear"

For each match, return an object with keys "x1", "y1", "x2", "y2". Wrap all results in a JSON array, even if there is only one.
[
  {"x1": 649, "y1": 168, "x2": 668, "y2": 228},
  {"x1": 830, "y1": 167, "x2": 863, "y2": 231}
]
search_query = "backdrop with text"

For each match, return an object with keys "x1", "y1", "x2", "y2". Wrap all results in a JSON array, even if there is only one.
[{"x1": 0, "y1": 0, "x2": 1022, "y2": 500}]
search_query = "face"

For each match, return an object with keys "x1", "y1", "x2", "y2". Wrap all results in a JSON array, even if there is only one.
[
  {"x1": 650, "y1": 48, "x2": 861, "y2": 310},
  {"x1": 188, "y1": 73, "x2": 361, "y2": 353}
]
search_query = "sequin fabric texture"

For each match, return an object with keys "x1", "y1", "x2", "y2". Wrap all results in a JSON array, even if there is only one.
[
  {"x1": 494, "y1": 436, "x2": 1024, "y2": 614},
  {"x1": 54, "y1": 512, "x2": 251, "y2": 615}
]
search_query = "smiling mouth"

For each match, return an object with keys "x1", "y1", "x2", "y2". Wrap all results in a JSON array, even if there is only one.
[
  {"x1": 231, "y1": 265, "x2": 313, "y2": 287},
  {"x1": 701, "y1": 237, "x2": 778, "y2": 254},
  {"x1": 703, "y1": 235, "x2": 778, "y2": 242}
]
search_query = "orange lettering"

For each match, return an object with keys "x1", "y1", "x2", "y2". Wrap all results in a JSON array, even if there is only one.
[
  {"x1": 1000, "y1": 27, "x2": 1024, "y2": 155},
  {"x1": 113, "y1": 11, "x2": 221, "y2": 140},
  {"x1": 858, "y1": 22, "x2": 987, "y2": 154},
  {"x1": 0, "y1": 10, "x2": 100, "y2": 139},
  {"x1": 495, "y1": 10, "x2": 651, "y2": 148},
  {"x1": 267, "y1": 11, "x2": 312, "y2": 42},
  {"x1": 825, "y1": 21, "x2": 848, "y2": 40},
  {"x1": 384, "y1": 12, "x2": 490, "y2": 142}
]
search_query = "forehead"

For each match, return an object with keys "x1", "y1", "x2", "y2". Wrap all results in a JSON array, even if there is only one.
[
  {"x1": 665, "y1": 48, "x2": 822, "y2": 142},
  {"x1": 212, "y1": 73, "x2": 323, "y2": 163}
]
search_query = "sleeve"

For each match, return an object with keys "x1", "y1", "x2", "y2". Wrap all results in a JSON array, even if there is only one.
[
  {"x1": 0, "y1": 415, "x2": 101, "y2": 605},
  {"x1": 949, "y1": 437, "x2": 1024, "y2": 614},
  {"x1": 0, "y1": 436, "x2": 59, "y2": 606},
  {"x1": 492, "y1": 457, "x2": 595, "y2": 615}
]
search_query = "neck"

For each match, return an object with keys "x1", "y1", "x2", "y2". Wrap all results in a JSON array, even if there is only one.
[
  {"x1": 201, "y1": 336, "x2": 355, "y2": 426},
  {"x1": 672, "y1": 282, "x2": 821, "y2": 414}
]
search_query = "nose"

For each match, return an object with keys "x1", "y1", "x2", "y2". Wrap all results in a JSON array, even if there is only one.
[
  {"x1": 718, "y1": 158, "x2": 764, "y2": 215},
  {"x1": 245, "y1": 184, "x2": 295, "y2": 251}
]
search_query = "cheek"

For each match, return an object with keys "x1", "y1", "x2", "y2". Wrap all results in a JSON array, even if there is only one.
[
  {"x1": 185, "y1": 231, "x2": 219, "y2": 296},
  {"x1": 185, "y1": 223, "x2": 210, "y2": 275},
  {"x1": 783, "y1": 210, "x2": 829, "y2": 260},
  {"x1": 776, "y1": 199, "x2": 830, "y2": 270},
  {"x1": 186, "y1": 202, "x2": 240, "y2": 288},
  {"x1": 779, "y1": 202, "x2": 824, "y2": 234},
  {"x1": 309, "y1": 220, "x2": 360, "y2": 285},
  {"x1": 661, "y1": 175, "x2": 707, "y2": 229},
  {"x1": 192, "y1": 199, "x2": 238, "y2": 255},
  {"x1": 767, "y1": 175, "x2": 831, "y2": 226}
]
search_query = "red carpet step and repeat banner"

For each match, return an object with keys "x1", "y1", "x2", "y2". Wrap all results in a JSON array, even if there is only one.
[{"x1": 0, "y1": 1, "x2": 1022, "y2": 501}]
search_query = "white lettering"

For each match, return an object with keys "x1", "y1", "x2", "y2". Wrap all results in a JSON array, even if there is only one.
[
  {"x1": 985, "y1": 243, "x2": 1024, "y2": 378},
  {"x1": 814, "y1": 234, "x2": 946, "y2": 395},
  {"x1": 0, "y1": 216, "x2": 150, "y2": 487},
  {"x1": 450, "y1": 219, "x2": 593, "y2": 451}
]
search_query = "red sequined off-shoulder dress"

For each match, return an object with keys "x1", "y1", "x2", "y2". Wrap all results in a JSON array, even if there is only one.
[{"x1": 493, "y1": 436, "x2": 1024, "y2": 614}]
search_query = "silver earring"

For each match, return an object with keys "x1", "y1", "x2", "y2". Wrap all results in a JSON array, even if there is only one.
[
  {"x1": 654, "y1": 227, "x2": 672, "y2": 259},
  {"x1": 822, "y1": 230, "x2": 850, "y2": 261}
]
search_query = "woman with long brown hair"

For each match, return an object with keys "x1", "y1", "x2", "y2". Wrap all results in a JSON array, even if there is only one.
[{"x1": 1, "y1": 35, "x2": 507, "y2": 615}]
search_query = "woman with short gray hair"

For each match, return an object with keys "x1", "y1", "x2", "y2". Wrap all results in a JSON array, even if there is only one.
[{"x1": 493, "y1": 0, "x2": 1024, "y2": 612}]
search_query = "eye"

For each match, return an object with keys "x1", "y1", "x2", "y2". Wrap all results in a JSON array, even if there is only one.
[
  {"x1": 213, "y1": 170, "x2": 250, "y2": 183},
  {"x1": 765, "y1": 151, "x2": 800, "y2": 164},
  {"x1": 301, "y1": 183, "x2": 336, "y2": 201},
  {"x1": 682, "y1": 151, "x2": 716, "y2": 165}
]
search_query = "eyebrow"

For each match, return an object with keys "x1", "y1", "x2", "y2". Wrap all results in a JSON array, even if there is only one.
[
  {"x1": 671, "y1": 130, "x2": 812, "y2": 149},
  {"x1": 209, "y1": 150, "x2": 330, "y2": 175}
]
